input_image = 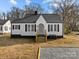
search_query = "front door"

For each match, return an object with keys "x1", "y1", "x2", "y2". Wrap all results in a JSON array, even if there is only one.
[{"x1": 38, "y1": 23, "x2": 45, "y2": 35}]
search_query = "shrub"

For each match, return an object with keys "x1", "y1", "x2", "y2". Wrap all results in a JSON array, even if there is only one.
[{"x1": 64, "y1": 27, "x2": 71, "y2": 34}]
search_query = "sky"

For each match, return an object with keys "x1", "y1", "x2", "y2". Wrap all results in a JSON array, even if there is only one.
[{"x1": 0, "y1": 0, "x2": 79, "y2": 13}]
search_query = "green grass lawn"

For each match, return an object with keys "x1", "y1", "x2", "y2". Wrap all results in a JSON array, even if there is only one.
[{"x1": 0, "y1": 34, "x2": 79, "y2": 59}]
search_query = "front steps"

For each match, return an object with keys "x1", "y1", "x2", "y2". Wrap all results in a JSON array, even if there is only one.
[{"x1": 35, "y1": 32, "x2": 47, "y2": 43}]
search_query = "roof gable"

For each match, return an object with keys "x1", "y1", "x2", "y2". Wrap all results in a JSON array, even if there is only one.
[
  {"x1": 0, "y1": 20, "x2": 8, "y2": 25},
  {"x1": 36, "y1": 15, "x2": 47, "y2": 24}
]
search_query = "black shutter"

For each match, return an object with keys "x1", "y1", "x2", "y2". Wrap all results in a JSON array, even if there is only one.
[
  {"x1": 35, "y1": 24, "x2": 36, "y2": 32},
  {"x1": 58, "y1": 24, "x2": 59, "y2": 32},
  {"x1": 48, "y1": 25, "x2": 50, "y2": 32},
  {"x1": 54, "y1": 25, "x2": 56, "y2": 31},
  {"x1": 12, "y1": 25, "x2": 14, "y2": 30},
  {"x1": 25, "y1": 24, "x2": 27, "y2": 32}
]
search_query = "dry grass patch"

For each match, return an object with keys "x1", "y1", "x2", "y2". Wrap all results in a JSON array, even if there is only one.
[
  {"x1": 40, "y1": 34, "x2": 79, "y2": 47},
  {"x1": 0, "y1": 44, "x2": 36, "y2": 59},
  {"x1": 0, "y1": 34, "x2": 79, "y2": 59}
]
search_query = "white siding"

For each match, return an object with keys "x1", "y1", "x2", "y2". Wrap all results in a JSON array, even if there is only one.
[
  {"x1": 36, "y1": 15, "x2": 63, "y2": 36},
  {"x1": 12, "y1": 15, "x2": 63, "y2": 36},
  {"x1": 12, "y1": 23, "x2": 36, "y2": 36},
  {"x1": 36, "y1": 15, "x2": 47, "y2": 32},
  {"x1": 3, "y1": 20, "x2": 11, "y2": 33},
  {"x1": 47, "y1": 23, "x2": 63, "y2": 36}
]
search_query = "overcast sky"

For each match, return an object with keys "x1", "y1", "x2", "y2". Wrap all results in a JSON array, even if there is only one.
[{"x1": 0, "y1": 0, "x2": 78, "y2": 13}]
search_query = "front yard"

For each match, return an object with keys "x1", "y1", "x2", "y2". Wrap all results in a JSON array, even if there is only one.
[{"x1": 0, "y1": 33, "x2": 79, "y2": 59}]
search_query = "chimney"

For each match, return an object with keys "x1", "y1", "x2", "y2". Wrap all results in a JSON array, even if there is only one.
[{"x1": 34, "y1": 11, "x2": 38, "y2": 15}]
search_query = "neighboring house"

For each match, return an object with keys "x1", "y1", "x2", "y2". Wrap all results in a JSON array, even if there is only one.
[
  {"x1": 11, "y1": 14, "x2": 63, "y2": 37},
  {"x1": 0, "y1": 20, "x2": 11, "y2": 35}
]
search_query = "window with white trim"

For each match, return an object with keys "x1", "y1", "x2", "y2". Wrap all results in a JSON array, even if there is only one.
[
  {"x1": 48, "y1": 24, "x2": 50, "y2": 32},
  {"x1": 12, "y1": 25, "x2": 20, "y2": 30},
  {"x1": 51, "y1": 25, "x2": 53, "y2": 31},
  {"x1": 31, "y1": 24, "x2": 36, "y2": 32},
  {"x1": 28, "y1": 25, "x2": 30, "y2": 31},
  {"x1": 48, "y1": 24, "x2": 59, "y2": 32},
  {"x1": 5, "y1": 26, "x2": 8, "y2": 31},
  {"x1": 48, "y1": 24, "x2": 53, "y2": 32}
]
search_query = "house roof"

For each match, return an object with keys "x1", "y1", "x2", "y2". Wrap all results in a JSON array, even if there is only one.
[
  {"x1": 0, "y1": 20, "x2": 8, "y2": 25},
  {"x1": 43, "y1": 14, "x2": 63, "y2": 23},
  {"x1": 12, "y1": 14, "x2": 63, "y2": 23}
]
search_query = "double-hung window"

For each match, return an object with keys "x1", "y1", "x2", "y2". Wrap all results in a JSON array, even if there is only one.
[
  {"x1": 12, "y1": 25, "x2": 20, "y2": 30},
  {"x1": 48, "y1": 24, "x2": 50, "y2": 32},
  {"x1": 51, "y1": 25, "x2": 53, "y2": 31},
  {"x1": 31, "y1": 24, "x2": 36, "y2": 32},
  {"x1": 5, "y1": 26, "x2": 8, "y2": 31}
]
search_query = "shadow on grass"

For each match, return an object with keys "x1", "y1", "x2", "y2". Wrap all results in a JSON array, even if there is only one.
[
  {"x1": 0, "y1": 36, "x2": 36, "y2": 47},
  {"x1": 0, "y1": 36, "x2": 64, "y2": 47}
]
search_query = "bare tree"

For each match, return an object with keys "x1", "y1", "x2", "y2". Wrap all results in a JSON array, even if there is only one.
[
  {"x1": 7, "y1": 7, "x2": 23, "y2": 20},
  {"x1": 7, "y1": 3, "x2": 43, "y2": 20},
  {"x1": 23, "y1": 3, "x2": 43, "y2": 17},
  {"x1": 53, "y1": 0, "x2": 78, "y2": 33}
]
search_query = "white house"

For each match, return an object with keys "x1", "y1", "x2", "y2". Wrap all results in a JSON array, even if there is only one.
[
  {"x1": 11, "y1": 14, "x2": 64, "y2": 38},
  {"x1": 0, "y1": 20, "x2": 11, "y2": 35}
]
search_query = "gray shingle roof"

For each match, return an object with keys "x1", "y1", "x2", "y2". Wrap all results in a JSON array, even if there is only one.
[
  {"x1": 0, "y1": 20, "x2": 8, "y2": 25},
  {"x1": 43, "y1": 14, "x2": 63, "y2": 23},
  {"x1": 12, "y1": 14, "x2": 63, "y2": 23}
]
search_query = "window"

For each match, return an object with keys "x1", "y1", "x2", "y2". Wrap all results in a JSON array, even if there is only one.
[
  {"x1": 31, "y1": 24, "x2": 36, "y2": 32},
  {"x1": 57, "y1": 24, "x2": 59, "y2": 32},
  {"x1": 25, "y1": 24, "x2": 27, "y2": 32},
  {"x1": 51, "y1": 25, "x2": 53, "y2": 31},
  {"x1": 0, "y1": 26, "x2": 2, "y2": 31},
  {"x1": 54, "y1": 25, "x2": 56, "y2": 31},
  {"x1": 48, "y1": 24, "x2": 50, "y2": 32},
  {"x1": 28, "y1": 25, "x2": 30, "y2": 31},
  {"x1": 12, "y1": 25, "x2": 20, "y2": 30},
  {"x1": 48, "y1": 24, "x2": 59, "y2": 32},
  {"x1": 5, "y1": 26, "x2": 8, "y2": 31}
]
